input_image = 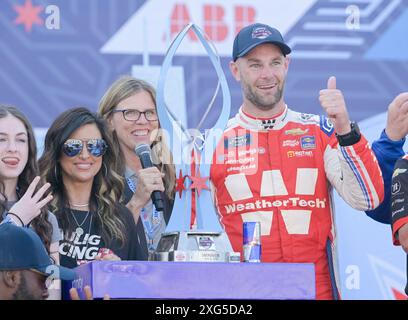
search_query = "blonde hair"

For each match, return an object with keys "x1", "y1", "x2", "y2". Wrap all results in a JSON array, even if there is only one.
[{"x1": 98, "y1": 75, "x2": 176, "y2": 199}]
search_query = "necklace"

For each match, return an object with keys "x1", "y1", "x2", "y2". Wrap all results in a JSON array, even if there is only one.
[
  {"x1": 70, "y1": 202, "x2": 89, "y2": 208},
  {"x1": 69, "y1": 209, "x2": 91, "y2": 236}
]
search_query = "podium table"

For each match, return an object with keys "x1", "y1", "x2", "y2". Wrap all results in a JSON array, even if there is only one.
[{"x1": 64, "y1": 261, "x2": 315, "y2": 300}]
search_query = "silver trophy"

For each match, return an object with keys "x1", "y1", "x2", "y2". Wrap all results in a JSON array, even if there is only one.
[{"x1": 153, "y1": 23, "x2": 239, "y2": 262}]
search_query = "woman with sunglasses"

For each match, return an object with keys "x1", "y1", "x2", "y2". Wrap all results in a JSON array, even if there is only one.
[
  {"x1": 39, "y1": 107, "x2": 146, "y2": 268},
  {"x1": 99, "y1": 76, "x2": 175, "y2": 259}
]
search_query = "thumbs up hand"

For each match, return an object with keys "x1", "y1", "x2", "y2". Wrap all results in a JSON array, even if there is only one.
[
  {"x1": 319, "y1": 76, "x2": 351, "y2": 135},
  {"x1": 385, "y1": 92, "x2": 408, "y2": 141}
]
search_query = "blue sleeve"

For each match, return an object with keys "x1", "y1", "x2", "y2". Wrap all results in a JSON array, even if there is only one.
[
  {"x1": 365, "y1": 130, "x2": 405, "y2": 224},
  {"x1": 0, "y1": 214, "x2": 14, "y2": 225}
]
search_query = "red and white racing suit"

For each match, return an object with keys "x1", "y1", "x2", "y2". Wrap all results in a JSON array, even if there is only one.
[{"x1": 210, "y1": 106, "x2": 384, "y2": 299}]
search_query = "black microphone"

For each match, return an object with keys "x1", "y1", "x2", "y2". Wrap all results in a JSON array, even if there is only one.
[{"x1": 135, "y1": 143, "x2": 164, "y2": 212}]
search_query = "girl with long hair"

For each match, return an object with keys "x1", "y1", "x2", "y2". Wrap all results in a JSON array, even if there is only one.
[
  {"x1": 0, "y1": 105, "x2": 59, "y2": 298},
  {"x1": 39, "y1": 107, "x2": 146, "y2": 268},
  {"x1": 0, "y1": 105, "x2": 56, "y2": 256}
]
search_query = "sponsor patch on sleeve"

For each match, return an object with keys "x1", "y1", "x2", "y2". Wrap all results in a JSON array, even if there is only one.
[
  {"x1": 392, "y1": 181, "x2": 402, "y2": 196},
  {"x1": 320, "y1": 116, "x2": 334, "y2": 136},
  {"x1": 393, "y1": 168, "x2": 407, "y2": 179}
]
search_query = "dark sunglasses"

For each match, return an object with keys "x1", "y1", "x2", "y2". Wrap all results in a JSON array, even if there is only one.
[{"x1": 62, "y1": 139, "x2": 107, "y2": 157}]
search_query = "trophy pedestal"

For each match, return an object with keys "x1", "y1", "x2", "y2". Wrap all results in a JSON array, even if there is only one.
[{"x1": 152, "y1": 231, "x2": 240, "y2": 262}]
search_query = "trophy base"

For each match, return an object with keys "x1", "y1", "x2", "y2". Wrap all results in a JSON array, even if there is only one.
[{"x1": 152, "y1": 231, "x2": 240, "y2": 262}]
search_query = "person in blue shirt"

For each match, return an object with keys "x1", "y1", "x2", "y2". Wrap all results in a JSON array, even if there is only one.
[
  {"x1": 365, "y1": 93, "x2": 408, "y2": 223},
  {"x1": 365, "y1": 92, "x2": 408, "y2": 294}
]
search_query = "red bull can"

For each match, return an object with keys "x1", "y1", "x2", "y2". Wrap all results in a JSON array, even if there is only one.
[{"x1": 243, "y1": 221, "x2": 261, "y2": 262}]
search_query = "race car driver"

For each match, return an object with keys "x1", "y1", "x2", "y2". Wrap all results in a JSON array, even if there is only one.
[{"x1": 210, "y1": 23, "x2": 384, "y2": 300}]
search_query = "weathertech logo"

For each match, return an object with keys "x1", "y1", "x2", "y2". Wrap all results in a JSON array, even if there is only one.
[
  {"x1": 224, "y1": 197, "x2": 326, "y2": 214},
  {"x1": 222, "y1": 168, "x2": 323, "y2": 236}
]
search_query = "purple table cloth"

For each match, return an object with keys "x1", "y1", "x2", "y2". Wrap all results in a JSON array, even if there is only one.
[{"x1": 64, "y1": 261, "x2": 315, "y2": 300}]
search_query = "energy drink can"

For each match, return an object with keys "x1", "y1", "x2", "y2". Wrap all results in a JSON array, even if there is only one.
[{"x1": 243, "y1": 221, "x2": 261, "y2": 262}]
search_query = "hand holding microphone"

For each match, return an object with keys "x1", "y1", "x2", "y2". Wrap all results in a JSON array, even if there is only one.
[{"x1": 134, "y1": 144, "x2": 165, "y2": 212}]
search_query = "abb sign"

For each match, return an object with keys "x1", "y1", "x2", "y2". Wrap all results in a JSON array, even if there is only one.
[
  {"x1": 102, "y1": 0, "x2": 317, "y2": 56},
  {"x1": 170, "y1": 4, "x2": 255, "y2": 42}
]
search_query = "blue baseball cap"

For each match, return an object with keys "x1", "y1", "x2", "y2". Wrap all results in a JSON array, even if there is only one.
[
  {"x1": 232, "y1": 23, "x2": 291, "y2": 61},
  {"x1": 0, "y1": 223, "x2": 75, "y2": 280}
]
